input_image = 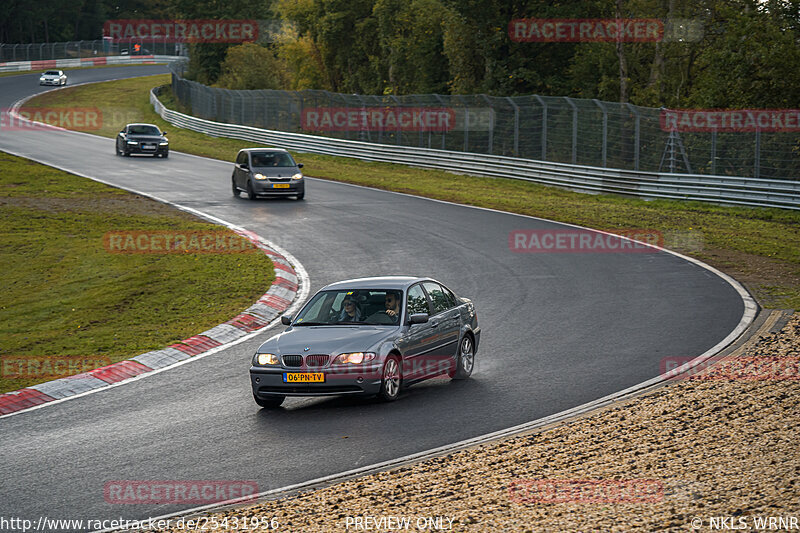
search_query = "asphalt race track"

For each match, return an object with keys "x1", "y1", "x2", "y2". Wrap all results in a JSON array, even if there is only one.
[{"x1": 0, "y1": 65, "x2": 747, "y2": 528}]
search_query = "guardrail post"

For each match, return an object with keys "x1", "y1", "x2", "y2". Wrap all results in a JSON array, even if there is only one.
[
  {"x1": 593, "y1": 99, "x2": 607, "y2": 167},
  {"x1": 566, "y1": 97, "x2": 578, "y2": 164},
  {"x1": 507, "y1": 97, "x2": 519, "y2": 156},
  {"x1": 534, "y1": 95, "x2": 547, "y2": 160},
  {"x1": 625, "y1": 103, "x2": 640, "y2": 171}
]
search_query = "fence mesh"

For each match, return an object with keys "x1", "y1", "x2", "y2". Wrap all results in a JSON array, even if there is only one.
[
  {"x1": 167, "y1": 60, "x2": 799, "y2": 180},
  {"x1": 0, "y1": 40, "x2": 187, "y2": 62}
]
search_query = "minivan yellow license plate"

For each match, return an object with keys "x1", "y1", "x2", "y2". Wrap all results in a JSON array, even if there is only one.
[
  {"x1": 273, "y1": 184, "x2": 291, "y2": 188},
  {"x1": 283, "y1": 372, "x2": 324, "y2": 383}
]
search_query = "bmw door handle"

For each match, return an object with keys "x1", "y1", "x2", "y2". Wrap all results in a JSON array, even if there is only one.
[{"x1": 430, "y1": 321, "x2": 439, "y2": 328}]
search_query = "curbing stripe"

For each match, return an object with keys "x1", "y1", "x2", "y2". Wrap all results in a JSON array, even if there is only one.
[
  {"x1": 90, "y1": 360, "x2": 151, "y2": 384},
  {"x1": 200, "y1": 323, "x2": 249, "y2": 345},
  {"x1": 170, "y1": 336, "x2": 222, "y2": 357},
  {"x1": 226, "y1": 313, "x2": 270, "y2": 332},
  {"x1": 132, "y1": 348, "x2": 191, "y2": 370},
  {"x1": 29, "y1": 374, "x2": 109, "y2": 400},
  {"x1": 0, "y1": 389, "x2": 55, "y2": 415}
]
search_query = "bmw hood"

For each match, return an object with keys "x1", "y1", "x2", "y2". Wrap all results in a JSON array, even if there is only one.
[{"x1": 259, "y1": 326, "x2": 395, "y2": 355}]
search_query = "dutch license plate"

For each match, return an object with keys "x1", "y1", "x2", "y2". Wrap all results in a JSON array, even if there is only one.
[
  {"x1": 272, "y1": 183, "x2": 290, "y2": 188},
  {"x1": 283, "y1": 372, "x2": 324, "y2": 383}
]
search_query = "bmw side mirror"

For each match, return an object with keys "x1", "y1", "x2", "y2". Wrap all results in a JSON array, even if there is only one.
[
  {"x1": 297, "y1": 163, "x2": 304, "y2": 168},
  {"x1": 280, "y1": 315, "x2": 292, "y2": 326},
  {"x1": 162, "y1": 131, "x2": 167, "y2": 135},
  {"x1": 409, "y1": 313, "x2": 429, "y2": 325}
]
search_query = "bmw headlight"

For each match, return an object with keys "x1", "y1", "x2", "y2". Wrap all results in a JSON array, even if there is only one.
[
  {"x1": 254, "y1": 173, "x2": 267, "y2": 180},
  {"x1": 256, "y1": 353, "x2": 279, "y2": 365},
  {"x1": 292, "y1": 173, "x2": 303, "y2": 180},
  {"x1": 334, "y1": 352, "x2": 377, "y2": 365},
  {"x1": 40, "y1": 76, "x2": 45, "y2": 80},
  {"x1": 159, "y1": 141, "x2": 168, "y2": 146}
]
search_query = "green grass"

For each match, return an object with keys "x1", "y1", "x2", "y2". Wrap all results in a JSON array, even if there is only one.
[
  {"x1": 24, "y1": 75, "x2": 800, "y2": 309},
  {"x1": 0, "y1": 152, "x2": 275, "y2": 393}
]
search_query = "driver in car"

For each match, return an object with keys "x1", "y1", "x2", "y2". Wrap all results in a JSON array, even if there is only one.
[{"x1": 367, "y1": 292, "x2": 401, "y2": 324}]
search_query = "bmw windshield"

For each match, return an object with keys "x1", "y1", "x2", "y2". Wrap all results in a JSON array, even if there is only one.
[{"x1": 293, "y1": 289, "x2": 404, "y2": 326}]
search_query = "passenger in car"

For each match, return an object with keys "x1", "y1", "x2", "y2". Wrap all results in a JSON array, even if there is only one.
[{"x1": 338, "y1": 296, "x2": 362, "y2": 322}]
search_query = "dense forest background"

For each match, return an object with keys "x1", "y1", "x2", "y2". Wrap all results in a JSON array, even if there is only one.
[{"x1": 3, "y1": 0, "x2": 799, "y2": 108}]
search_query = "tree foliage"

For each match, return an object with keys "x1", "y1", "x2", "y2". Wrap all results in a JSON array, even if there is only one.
[{"x1": 5, "y1": 0, "x2": 799, "y2": 108}]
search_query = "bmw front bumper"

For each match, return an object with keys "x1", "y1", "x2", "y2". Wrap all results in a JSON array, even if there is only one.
[{"x1": 250, "y1": 364, "x2": 383, "y2": 398}]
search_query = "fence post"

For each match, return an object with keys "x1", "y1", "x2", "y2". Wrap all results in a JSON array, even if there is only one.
[
  {"x1": 593, "y1": 99, "x2": 607, "y2": 167},
  {"x1": 625, "y1": 103, "x2": 640, "y2": 171},
  {"x1": 507, "y1": 97, "x2": 519, "y2": 156},
  {"x1": 754, "y1": 128, "x2": 761, "y2": 178},
  {"x1": 434, "y1": 94, "x2": 447, "y2": 149},
  {"x1": 390, "y1": 95, "x2": 401, "y2": 145},
  {"x1": 534, "y1": 95, "x2": 547, "y2": 160},
  {"x1": 711, "y1": 130, "x2": 717, "y2": 175},
  {"x1": 566, "y1": 97, "x2": 578, "y2": 164},
  {"x1": 482, "y1": 94, "x2": 494, "y2": 154}
]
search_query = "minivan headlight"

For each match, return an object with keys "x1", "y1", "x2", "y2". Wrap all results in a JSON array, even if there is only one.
[
  {"x1": 292, "y1": 173, "x2": 303, "y2": 180},
  {"x1": 254, "y1": 173, "x2": 267, "y2": 180}
]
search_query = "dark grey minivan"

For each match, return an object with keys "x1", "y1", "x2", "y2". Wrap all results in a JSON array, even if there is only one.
[{"x1": 232, "y1": 148, "x2": 305, "y2": 200}]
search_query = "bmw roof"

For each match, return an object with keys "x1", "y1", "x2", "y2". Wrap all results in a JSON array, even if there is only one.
[{"x1": 320, "y1": 276, "x2": 432, "y2": 291}]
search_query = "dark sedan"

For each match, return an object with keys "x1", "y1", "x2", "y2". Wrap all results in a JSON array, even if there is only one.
[
  {"x1": 232, "y1": 148, "x2": 304, "y2": 200},
  {"x1": 250, "y1": 276, "x2": 480, "y2": 408},
  {"x1": 116, "y1": 123, "x2": 169, "y2": 157}
]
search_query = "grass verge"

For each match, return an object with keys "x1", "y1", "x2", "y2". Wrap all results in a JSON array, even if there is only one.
[
  {"x1": 23, "y1": 74, "x2": 800, "y2": 309},
  {"x1": 0, "y1": 152, "x2": 274, "y2": 394}
]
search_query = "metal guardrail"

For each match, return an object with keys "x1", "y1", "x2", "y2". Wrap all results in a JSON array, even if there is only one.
[
  {"x1": 150, "y1": 87, "x2": 800, "y2": 210},
  {"x1": 0, "y1": 55, "x2": 183, "y2": 73}
]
